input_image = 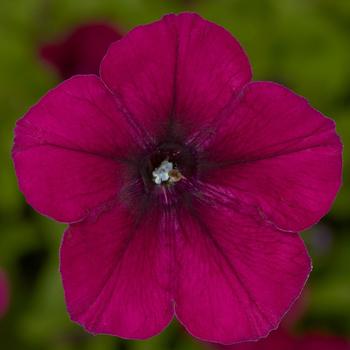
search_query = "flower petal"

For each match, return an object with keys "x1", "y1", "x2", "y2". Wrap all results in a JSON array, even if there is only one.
[
  {"x1": 13, "y1": 75, "x2": 137, "y2": 223},
  {"x1": 214, "y1": 330, "x2": 296, "y2": 350},
  {"x1": 100, "y1": 13, "x2": 251, "y2": 141},
  {"x1": 174, "y1": 198, "x2": 311, "y2": 344},
  {"x1": 60, "y1": 203, "x2": 174, "y2": 339},
  {"x1": 0, "y1": 269, "x2": 9, "y2": 318},
  {"x1": 202, "y1": 82, "x2": 342, "y2": 232}
]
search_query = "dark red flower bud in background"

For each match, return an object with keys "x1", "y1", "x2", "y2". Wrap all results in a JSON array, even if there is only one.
[{"x1": 39, "y1": 22, "x2": 122, "y2": 79}]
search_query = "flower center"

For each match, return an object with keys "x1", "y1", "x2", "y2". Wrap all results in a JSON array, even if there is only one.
[
  {"x1": 139, "y1": 142, "x2": 197, "y2": 190},
  {"x1": 152, "y1": 159, "x2": 184, "y2": 185}
]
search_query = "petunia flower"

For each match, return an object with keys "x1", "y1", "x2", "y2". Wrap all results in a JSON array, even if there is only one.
[
  {"x1": 12, "y1": 13, "x2": 342, "y2": 344},
  {"x1": 39, "y1": 22, "x2": 121, "y2": 79},
  {"x1": 0, "y1": 269, "x2": 9, "y2": 318}
]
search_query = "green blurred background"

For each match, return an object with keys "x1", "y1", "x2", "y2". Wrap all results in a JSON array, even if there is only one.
[{"x1": 0, "y1": 0, "x2": 349, "y2": 349}]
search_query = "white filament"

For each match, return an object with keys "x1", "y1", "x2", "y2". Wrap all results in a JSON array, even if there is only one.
[{"x1": 152, "y1": 160, "x2": 174, "y2": 185}]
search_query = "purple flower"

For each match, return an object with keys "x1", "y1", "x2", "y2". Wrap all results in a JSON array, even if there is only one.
[
  {"x1": 39, "y1": 22, "x2": 121, "y2": 79},
  {"x1": 12, "y1": 13, "x2": 342, "y2": 344},
  {"x1": 0, "y1": 269, "x2": 9, "y2": 318}
]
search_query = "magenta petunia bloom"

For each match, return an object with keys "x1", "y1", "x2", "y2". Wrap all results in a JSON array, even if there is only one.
[
  {"x1": 39, "y1": 22, "x2": 121, "y2": 79},
  {"x1": 13, "y1": 13, "x2": 342, "y2": 344},
  {"x1": 0, "y1": 269, "x2": 9, "y2": 318}
]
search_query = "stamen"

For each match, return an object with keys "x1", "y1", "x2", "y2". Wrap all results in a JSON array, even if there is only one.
[{"x1": 152, "y1": 159, "x2": 183, "y2": 185}]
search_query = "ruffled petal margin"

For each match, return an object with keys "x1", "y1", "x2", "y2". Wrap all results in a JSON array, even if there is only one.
[
  {"x1": 202, "y1": 82, "x2": 342, "y2": 232},
  {"x1": 61, "y1": 191, "x2": 311, "y2": 343},
  {"x1": 100, "y1": 13, "x2": 252, "y2": 141},
  {"x1": 60, "y1": 203, "x2": 174, "y2": 339},
  {"x1": 174, "y1": 197, "x2": 311, "y2": 344},
  {"x1": 13, "y1": 75, "x2": 137, "y2": 223}
]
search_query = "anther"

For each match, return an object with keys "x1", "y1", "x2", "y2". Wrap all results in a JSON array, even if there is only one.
[{"x1": 152, "y1": 159, "x2": 183, "y2": 185}]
